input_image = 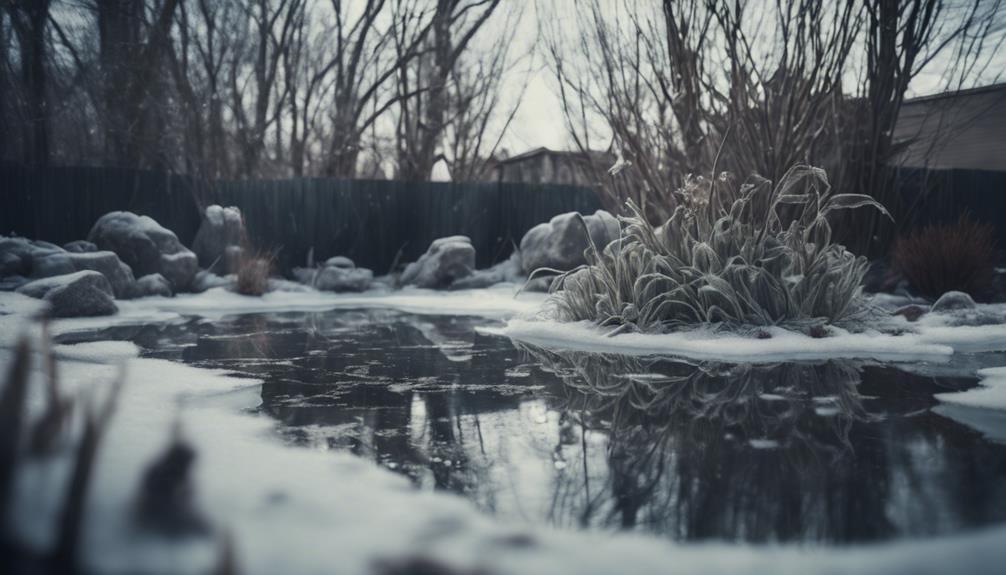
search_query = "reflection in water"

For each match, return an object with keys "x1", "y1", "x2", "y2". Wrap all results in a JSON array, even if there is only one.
[
  {"x1": 61, "y1": 309, "x2": 1006, "y2": 544},
  {"x1": 522, "y1": 348, "x2": 880, "y2": 541}
]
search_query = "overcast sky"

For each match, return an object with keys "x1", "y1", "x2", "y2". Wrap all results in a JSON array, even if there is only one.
[{"x1": 495, "y1": 0, "x2": 1006, "y2": 156}]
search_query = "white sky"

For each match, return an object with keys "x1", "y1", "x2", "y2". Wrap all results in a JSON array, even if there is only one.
[{"x1": 493, "y1": 0, "x2": 1006, "y2": 156}]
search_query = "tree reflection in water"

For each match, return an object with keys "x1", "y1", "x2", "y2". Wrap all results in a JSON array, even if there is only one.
[
  {"x1": 519, "y1": 344, "x2": 1006, "y2": 543},
  {"x1": 65, "y1": 310, "x2": 1006, "y2": 544}
]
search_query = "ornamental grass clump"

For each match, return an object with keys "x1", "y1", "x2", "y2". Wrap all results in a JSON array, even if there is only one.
[
  {"x1": 892, "y1": 215, "x2": 998, "y2": 301},
  {"x1": 540, "y1": 164, "x2": 890, "y2": 332}
]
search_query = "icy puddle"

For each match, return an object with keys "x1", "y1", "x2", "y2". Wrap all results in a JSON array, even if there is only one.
[{"x1": 58, "y1": 308, "x2": 1006, "y2": 545}]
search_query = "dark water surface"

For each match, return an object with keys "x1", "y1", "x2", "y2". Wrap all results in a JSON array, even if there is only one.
[{"x1": 59, "y1": 309, "x2": 1006, "y2": 545}]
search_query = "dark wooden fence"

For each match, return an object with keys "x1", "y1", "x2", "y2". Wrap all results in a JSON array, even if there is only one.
[
  {"x1": 5, "y1": 164, "x2": 1004, "y2": 272},
  {"x1": 1, "y1": 164, "x2": 602, "y2": 273},
  {"x1": 891, "y1": 167, "x2": 1006, "y2": 238}
]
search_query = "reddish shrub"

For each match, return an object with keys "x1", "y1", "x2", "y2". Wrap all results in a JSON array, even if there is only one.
[
  {"x1": 235, "y1": 251, "x2": 274, "y2": 296},
  {"x1": 893, "y1": 215, "x2": 999, "y2": 301}
]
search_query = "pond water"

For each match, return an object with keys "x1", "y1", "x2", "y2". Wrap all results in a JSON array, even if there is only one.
[{"x1": 58, "y1": 309, "x2": 1006, "y2": 545}]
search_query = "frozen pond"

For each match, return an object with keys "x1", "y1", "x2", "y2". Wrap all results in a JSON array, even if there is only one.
[{"x1": 58, "y1": 308, "x2": 1006, "y2": 545}]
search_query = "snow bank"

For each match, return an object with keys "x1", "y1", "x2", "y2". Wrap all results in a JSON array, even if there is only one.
[
  {"x1": 481, "y1": 320, "x2": 961, "y2": 363},
  {"x1": 121, "y1": 283, "x2": 543, "y2": 320},
  {"x1": 0, "y1": 284, "x2": 544, "y2": 340},
  {"x1": 484, "y1": 300, "x2": 1006, "y2": 364},
  {"x1": 936, "y1": 367, "x2": 1006, "y2": 412}
]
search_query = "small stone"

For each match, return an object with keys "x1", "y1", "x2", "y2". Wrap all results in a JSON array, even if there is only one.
[
  {"x1": 932, "y1": 291, "x2": 977, "y2": 313},
  {"x1": 135, "y1": 273, "x2": 173, "y2": 297},
  {"x1": 808, "y1": 325, "x2": 829, "y2": 339},
  {"x1": 892, "y1": 304, "x2": 928, "y2": 322}
]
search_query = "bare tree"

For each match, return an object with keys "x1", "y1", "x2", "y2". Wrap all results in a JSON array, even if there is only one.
[
  {"x1": 393, "y1": 0, "x2": 505, "y2": 181},
  {"x1": 3, "y1": 0, "x2": 52, "y2": 166},
  {"x1": 545, "y1": 0, "x2": 1003, "y2": 233},
  {"x1": 96, "y1": 0, "x2": 180, "y2": 168}
]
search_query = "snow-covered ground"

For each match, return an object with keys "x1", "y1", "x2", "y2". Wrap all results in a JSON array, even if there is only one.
[
  {"x1": 485, "y1": 304, "x2": 1006, "y2": 364},
  {"x1": 4, "y1": 287, "x2": 1006, "y2": 574}
]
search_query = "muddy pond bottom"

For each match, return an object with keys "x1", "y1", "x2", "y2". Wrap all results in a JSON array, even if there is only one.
[{"x1": 59, "y1": 308, "x2": 1006, "y2": 545}]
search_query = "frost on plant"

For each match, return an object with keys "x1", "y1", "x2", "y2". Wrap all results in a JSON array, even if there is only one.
[{"x1": 540, "y1": 164, "x2": 891, "y2": 332}]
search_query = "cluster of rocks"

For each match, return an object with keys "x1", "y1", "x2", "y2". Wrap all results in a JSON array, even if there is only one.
[
  {"x1": 2, "y1": 205, "x2": 248, "y2": 318},
  {"x1": 377, "y1": 209, "x2": 620, "y2": 292},
  {"x1": 3, "y1": 203, "x2": 626, "y2": 316}
]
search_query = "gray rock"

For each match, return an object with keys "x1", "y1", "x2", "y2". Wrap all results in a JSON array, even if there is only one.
[
  {"x1": 159, "y1": 250, "x2": 200, "y2": 291},
  {"x1": 2, "y1": 235, "x2": 138, "y2": 299},
  {"x1": 0, "y1": 236, "x2": 64, "y2": 277},
  {"x1": 190, "y1": 270, "x2": 232, "y2": 293},
  {"x1": 88, "y1": 211, "x2": 198, "y2": 291},
  {"x1": 450, "y1": 252, "x2": 523, "y2": 290},
  {"x1": 519, "y1": 210, "x2": 620, "y2": 275},
  {"x1": 135, "y1": 273, "x2": 173, "y2": 297},
  {"x1": 72, "y1": 252, "x2": 136, "y2": 298},
  {"x1": 192, "y1": 205, "x2": 245, "y2": 273},
  {"x1": 0, "y1": 275, "x2": 30, "y2": 291},
  {"x1": 32, "y1": 251, "x2": 137, "y2": 299},
  {"x1": 401, "y1": 236, "x2": 476, "y2": 289},
  {"x1": 64, "y1": 240, "x2": 97, "y2": 253},
  {"x1": 892, "y1": 304, "x2": 928, "y2": 322},
  {"x1": 291, "y1": 267, "x2": 317, "y2": 285},
  {"x1": 16, "y1": 270, "x2": 117, "y2": 317},
  {"x1": 314, "y1": 265, "x2": 373, "y2": 292},
  {"x1": 325, "y1": 256, "x2": 355, "y2": 269},
  {"x1": 31, "y1": 252, "x2": 76, "y2": 278},
  {"x1": 1, "y1": 252, "x2": 22, "y2": 278},
  {"x1": 932, "y1": 291, "x2": 977, "y2": 313}
]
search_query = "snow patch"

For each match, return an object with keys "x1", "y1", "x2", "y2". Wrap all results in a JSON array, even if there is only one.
[
  {"x1": 935, "y1": 367, "x2": 1006, "y2": 412},
  {"x1": 481, "y1": 320, "x2": 960, "y2": 363}
]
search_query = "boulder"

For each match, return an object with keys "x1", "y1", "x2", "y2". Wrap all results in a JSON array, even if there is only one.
[
  {"x1": 0, "y1": 236, "x2": 64, "y2": 278},
  {"x1": 401, "y1": 236, "x2": 476, "y2": 289},
  {"x1": 160, "y1": 251, "x2": 200, "y2": 291},
  {"x1": 88, "y1": 211, "x2": 198, "y2": 291},
  {"x1": 135, "y1": 273, "x2": 173, "y2": 297},
  {"x1": 311, "y1": 256, "x2": 373, "y2": 292},
  {"x1": 519, "y1": 210, "x2": 620, "y2": 275},
  {"x1": 450, "y1": 252, "x2": 523, "y2": 290},
  {"x1": 16, "y1": 270, "x2": 117, "y2": 317},
  {"x1": 932, "y1": 291, "x2": 977, "y2": 313},
  {"x1": 2, "y1": 236, "x2": 137, "y2": 298},
  {"x1": 30, "y1": 252, "x2": 76, "y2": 278},
  {"x1": 64, "y1": 240, "x2": 97, "y2": 253},
  {"x1": 32, "y1": 251, "x2": 136, "y2": 299},
  {"x1": 192, "y1": 205, "x2": 245, "y2": 273}
]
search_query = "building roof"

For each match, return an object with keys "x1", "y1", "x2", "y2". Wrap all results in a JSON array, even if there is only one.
[
  {"x1": 893, "y1": 83, "x2": 1006, "y2": 171},
  {"x1": 496, "y1": 147, "x2": 612, "y2": 165}
]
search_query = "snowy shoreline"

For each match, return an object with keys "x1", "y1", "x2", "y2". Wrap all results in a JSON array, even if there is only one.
[{"x1": 4, "y1": 288, "x2": 1006, "y2": 574}]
